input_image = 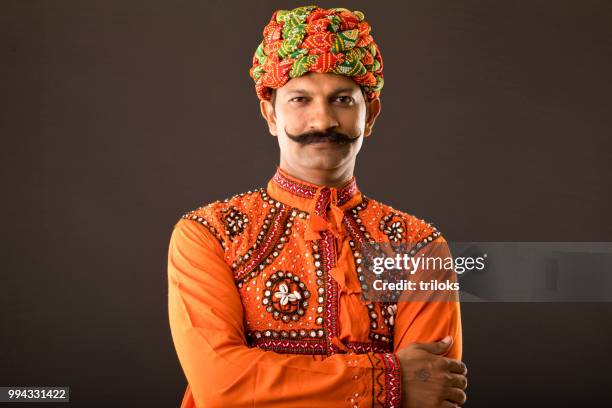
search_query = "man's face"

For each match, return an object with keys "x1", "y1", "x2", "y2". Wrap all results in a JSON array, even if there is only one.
[{"x1": 260, "y1": 72, "x2": 380, "y2": 173}]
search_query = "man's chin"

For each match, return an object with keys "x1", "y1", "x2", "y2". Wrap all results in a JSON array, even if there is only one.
[{"x1": 296, "y1": 154, "x2": 351, "y2": 171}]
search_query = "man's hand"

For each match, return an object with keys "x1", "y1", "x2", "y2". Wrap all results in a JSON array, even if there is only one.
[{"x1": 396, "y1": 336, "x2": 467, "y2": 408}]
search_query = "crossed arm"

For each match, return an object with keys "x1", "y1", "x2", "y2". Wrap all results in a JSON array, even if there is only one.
[{"x1": 168, "y1": 219, "x2": 466, "y2": 407}]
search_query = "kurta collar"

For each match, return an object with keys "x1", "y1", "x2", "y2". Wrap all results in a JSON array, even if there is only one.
[{"x1": 266, "y1": 167, "x2": 363, "y2": 240}]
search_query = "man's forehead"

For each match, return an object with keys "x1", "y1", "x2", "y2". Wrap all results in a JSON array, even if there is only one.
[{"x1": 278, "y1": 73, "x2": 361, "y2": 95}]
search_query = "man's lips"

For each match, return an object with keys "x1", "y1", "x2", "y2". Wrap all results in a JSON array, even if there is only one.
[
  {"x1": 307, "y1": 139, "x2": 338, "y2": 146},
  {"x1": 306, "y1": 137, "x2": 339, "y2": 144}
]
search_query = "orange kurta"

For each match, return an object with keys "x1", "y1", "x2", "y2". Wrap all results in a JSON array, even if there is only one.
[{"x1": 168, "y1": 167, "x2": 462, "y2": 408}]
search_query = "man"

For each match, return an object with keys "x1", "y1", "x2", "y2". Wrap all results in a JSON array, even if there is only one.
[{"x1": 168, "y1": 5, "x2": 467, "y2": 408}]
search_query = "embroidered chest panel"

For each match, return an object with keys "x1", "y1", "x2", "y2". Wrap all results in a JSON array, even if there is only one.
[{"x1": 182, "y1": 188, "x2": 441, "y2": 356}]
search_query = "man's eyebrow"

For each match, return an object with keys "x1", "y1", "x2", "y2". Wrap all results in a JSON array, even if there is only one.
[{"x1": 329, "y1": 87, "x2": 357, "y2": 95}]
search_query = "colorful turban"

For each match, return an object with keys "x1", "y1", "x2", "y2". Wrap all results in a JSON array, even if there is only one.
[{"x1": 249, "y1": 5, "x2": 384, "y2": 101}]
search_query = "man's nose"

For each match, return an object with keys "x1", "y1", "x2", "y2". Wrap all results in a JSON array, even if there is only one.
[{"x1": 307, "y1": 100, "x2": 339, "y2": 131}]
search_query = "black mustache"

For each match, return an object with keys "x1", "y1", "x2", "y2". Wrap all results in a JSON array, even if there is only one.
[{"x1": 285, "y1": 129, "x2": 359, "y2": 145}]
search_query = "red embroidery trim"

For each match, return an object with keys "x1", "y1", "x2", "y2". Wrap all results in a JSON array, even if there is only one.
[
  {"x1": 345, "y1": 341, "x2": 392, "y2": 354},
  {"x1": 315, "y1": 187, "x2": 331, "y2": 217},
  {"x1": 249, "y1": 338, "x2": 392, "y2": 355},
  {"x1": 320, "y1": 231, "x2": 340, "y2": 355},
  {"x1": 272, "y1": 171, "x2": 317, "y2": 198},
  {"x1": 343, "y1": 213, "x2": 368, "y2": 246},
  {"x1": 272, "y1": 168, "x2": 358, "y2": 206},
  {"x1": 250, "y1": 338, "x2": 327, "y2": 355},
  {"x1": 382, "y1": 353, "x2": 402, "y2": 408},
  {"x1": 234, "y1": 205, "x2": 290, "y2": 282}
]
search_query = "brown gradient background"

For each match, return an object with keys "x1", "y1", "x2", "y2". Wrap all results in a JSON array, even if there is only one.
[{"x1": 1, "y1": 0, "x2": 611, "y2": 407}]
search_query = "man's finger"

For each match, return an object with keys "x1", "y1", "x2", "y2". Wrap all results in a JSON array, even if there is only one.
[
  {"x1": 444, "y1": 387, "x2": 467, "y2": 405},
  {"x1": 447, "y1": 373, "x2": 468, "y2": 390},
  {"x1": 445, "y1": 358, "x2": 467, "y2": 375},
  {"x1": 413, "y1": 336, "x2": 453, "y2": 355}
]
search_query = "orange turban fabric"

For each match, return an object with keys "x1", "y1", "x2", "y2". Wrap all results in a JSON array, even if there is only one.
[{"x1": 249, "y1": 5, "x2": 384, "y2": 101}]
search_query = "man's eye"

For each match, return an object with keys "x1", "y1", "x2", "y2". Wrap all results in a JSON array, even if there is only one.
[
  {"x1": 334, "y1": 96, "x2": 354, "y2": 104},
  {"x1": 290, "y1": 96, "x2": 308, "y2": 103}
]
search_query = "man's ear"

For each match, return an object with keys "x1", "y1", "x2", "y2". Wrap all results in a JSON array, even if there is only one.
[
  {"x1": 364, "y1": 98, "x2": 381, "y2": 138},
  {"x1": 260, "y1": 99, "x2": 278, "y2": 136}
]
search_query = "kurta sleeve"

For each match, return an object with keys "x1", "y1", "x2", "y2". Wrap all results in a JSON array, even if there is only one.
[
  {"x1": 392, "y1": 236, "x2": 463, "y2": 360},
  {"x1": 168, "y1": 218, "x2": 402, "y2": 408}
]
